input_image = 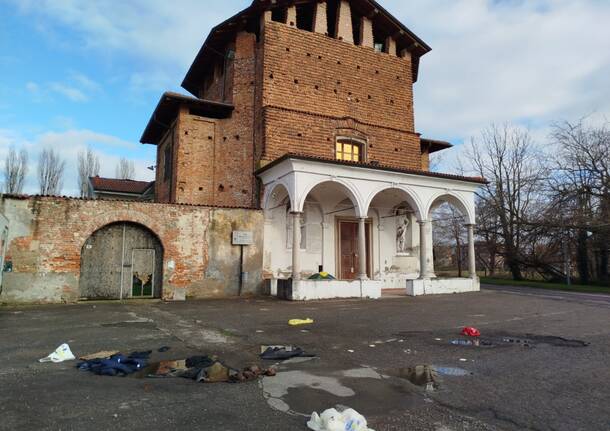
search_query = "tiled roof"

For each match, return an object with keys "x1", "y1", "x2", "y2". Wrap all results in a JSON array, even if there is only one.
[
  {"x1": 255, "y1": 153, "x2": 488, "y2": 185},
  {"x1": 89, "y1": 177, "x2": 154, "y2": 194}
]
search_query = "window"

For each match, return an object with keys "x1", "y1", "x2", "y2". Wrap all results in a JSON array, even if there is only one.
[
  {"x1": 164, "y1": 146, "x2": 172, "y2": 182},
  {"x1": 336, "y1": 138, "x2": 364, "y2": 162}
]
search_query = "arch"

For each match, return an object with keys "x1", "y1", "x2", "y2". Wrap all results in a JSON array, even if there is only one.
[
  {"x1": 263, "y1": 181, "x2": 295, "y2": 212},
  {"x1": 80, "y1": 221, "x2": 164, "y2": 300},
  {"x1": 297, "y1": 177, "x2": 365, "y2": 217},
  {"x1": 364, "y1": 184, "x2": 425, "y2": 221},
  {"x1": 426, "y1": 192, "x2": 474, "y2": 224}
]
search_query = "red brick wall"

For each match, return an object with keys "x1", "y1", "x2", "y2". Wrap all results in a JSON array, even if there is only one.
[
  {"x1": 0, "y1": 196, "x2": 263, "y2": 304},
  {"x1": 259, "y1": 21, "x2": 421, "y2": 168}
]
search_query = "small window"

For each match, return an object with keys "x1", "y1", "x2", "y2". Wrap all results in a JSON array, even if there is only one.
[
  {"x1": 164, "y1": 146, "x2": 172, "y2": 182},
  {"x1": 336, "y1": 138, "x2": 364, "y2": 162}
]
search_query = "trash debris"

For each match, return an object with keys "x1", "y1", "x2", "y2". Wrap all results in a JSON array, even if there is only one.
[
  {"x1": 308, "y1": 272, "x2": 336, "y2": 280},
  {"x1": 347, "y1": 350, "x2": 355, "y2": 353},
  {"x1": 289, "y1": 318, "x2": 314, "y2": 326},
  {"x1": 79, "y1": 350, "x2": 120, "y2": 361},
  {"x1": 461, "y1": 327, "x2": 481, "y2": 337},
  {"x1": 39, "y1": 344, "x2": 76, "y2": 363},
  {"x1": 459, "y1": 358, "x2": 468, "y2": 362},
  {"x1": 433, "y1": 366, "x2": 471, "y2": 377},
  {"x1": 260, "y1": 345, "x2": 316, "y2": 360},
  {"x1": 307, "y1": 407, "x2": 374, "y2": 431},
  {"x1": 157, "y1": 346, "x2": 171, "y2": 353},
  {"x1": 145, "y1": 360, "x2": 187, "y2": 378},
  {"x1": 77, "y1": 351, "x2": 150, "y2": 376},
  {"x1": 388, "y1": 365, "x2": 438, "y2": 391}
]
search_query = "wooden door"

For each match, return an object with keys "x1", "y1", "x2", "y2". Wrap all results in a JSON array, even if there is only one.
[
  {"x1": 131, "y1": 249, "x2": 155, "y2": 298},
  {"x1": 338, "y1": 221, "x2": 372, "y2": 280}
]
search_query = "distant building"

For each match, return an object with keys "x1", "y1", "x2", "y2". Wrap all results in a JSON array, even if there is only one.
[{"x1": 88, "y1": 176, "x2": 154, "y2": 201}]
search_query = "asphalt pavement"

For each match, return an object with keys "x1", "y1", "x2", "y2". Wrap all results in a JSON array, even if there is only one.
[{"x1": 1, "y1": 286, "x2": 609, "y2": 431}]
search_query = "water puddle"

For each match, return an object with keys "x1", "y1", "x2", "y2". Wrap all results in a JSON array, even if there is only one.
[
  {"x1": 449, "y1": 334, "x2": 589, "y2": 348},
  {"x1": 384, "y1": 365, "x2": 472, "y2": 391}
]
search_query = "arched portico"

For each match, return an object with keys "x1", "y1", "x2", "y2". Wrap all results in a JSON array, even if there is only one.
[{"x1": 257, "y1": 155, "x2": 483, "y2": 299}]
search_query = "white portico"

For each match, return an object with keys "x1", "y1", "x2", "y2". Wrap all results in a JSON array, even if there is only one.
[{"x1": 257, "y1": 155, "x2": 485, "y2": 300}]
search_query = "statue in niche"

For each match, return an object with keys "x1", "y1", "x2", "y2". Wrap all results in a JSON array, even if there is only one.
[{"x1": 396, "y1": 208, "x2": 410, "y2": 254}]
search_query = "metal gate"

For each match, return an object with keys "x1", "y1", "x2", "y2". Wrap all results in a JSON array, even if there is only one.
[{"x1": 80, "y1": 222, "x2": 163, "y2": 300}]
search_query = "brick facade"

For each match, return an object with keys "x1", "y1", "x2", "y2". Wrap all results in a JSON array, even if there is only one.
[
  {"x1": 144, "y1": 0, "x2": 431, "y2": 209},
  {"x1": 0, "y1": 196, "x2": 263, "y2": 304}
]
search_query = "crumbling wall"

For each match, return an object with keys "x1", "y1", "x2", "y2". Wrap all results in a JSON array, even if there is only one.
[{"x1": 0, "y1": 196, "x2": 263, "y2": 304}]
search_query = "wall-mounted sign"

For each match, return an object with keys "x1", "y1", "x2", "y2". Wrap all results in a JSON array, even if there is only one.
[{"x1": 232, "y1": 231, "x2": 254, "y2": 246}]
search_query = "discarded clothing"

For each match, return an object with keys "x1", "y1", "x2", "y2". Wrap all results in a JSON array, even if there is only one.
[
  {"x1": 77, "y1": 352, "x2": 150, "y2": 377},
  {"x1": 461, "y1": 327, "x2": 481, "y2": 337},
  {"x1": 260, "y1": 346, "x2": 316, "y2": 361},
  {"x1": 79, "y1": 350, "x2": 120, "y2": 361},
  {"x1": 146, "y1": 360, "x2": 187, "y2": 378},
  {"x1": 186, "y1": 355, "x2": 216, "y2": 369},
  {"x1": 157, "y1": 346, "x2": 171, "y2": 353},
  {"x1": 308, "y1": 272, "x2": 336, "y2": 280},
  {"x1": 39, "y1": 344, "x2": 76, "y2": 363},
  {"x1": 307, "y1": 407, "x2": 374, "y2": 431},
  {"x1": 180, "y1": 360, "x2": 275, "y2": 383},
  {"x1": 289, "y1": 318, "x2": 314, "y2": 326}
]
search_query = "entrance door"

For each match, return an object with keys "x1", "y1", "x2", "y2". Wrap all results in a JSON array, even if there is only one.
[
  {"x1": 80, "y1": 222, "x2": 163, "y2": 300},
  {"x1": 338, "y1": 220, "x2": 371, "y2": 280}
]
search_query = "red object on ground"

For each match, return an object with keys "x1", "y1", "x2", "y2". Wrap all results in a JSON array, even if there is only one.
[{"x1": 462, "y1": 327, "x2": 481, "y2": 337}]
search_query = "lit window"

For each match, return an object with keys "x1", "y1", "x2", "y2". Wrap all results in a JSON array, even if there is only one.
[{"x1": 336, "y1": 138, "x2": 364, "y2": 162}]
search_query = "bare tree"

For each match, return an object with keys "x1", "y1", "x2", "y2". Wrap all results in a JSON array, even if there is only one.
[
  {"x1": 3, "y1": 147, "x2": 28, "y2": 194},
  {"x1": 77, "y1": 147, "x2": 100, "y2": 197},
  {"x1": 466, "y1": 124, "x2": 548, "y2": 281},
  {"x1": 115, "y1": 158, "x2": 135, "y2": 180},
  {"x1": 38, "y1": 148, "x2": 65, "y2": 195},
  {"x1": 550, "y1": 119, "x2": 610, "y2": 283},
  {"x1": 433, "y1": 203, "x2": 467, "y2": 276}
]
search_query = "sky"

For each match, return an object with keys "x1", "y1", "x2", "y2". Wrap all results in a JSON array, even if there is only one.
[{"x1": 1, "y1": 0, "x2": 609, "y2": 195}]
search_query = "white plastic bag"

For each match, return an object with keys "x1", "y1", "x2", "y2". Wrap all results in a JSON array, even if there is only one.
[
  {"x1": 38, "y1": 343, "x2": 76, "y2": 363},
  {"x1": 307, "y1": 407, "x2": 374, "y2": 431}
]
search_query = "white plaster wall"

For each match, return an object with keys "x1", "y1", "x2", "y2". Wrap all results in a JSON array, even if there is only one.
[
  {"x1": 292, "y1": 279, "x2": 383, "y2": 300},
  {"x1": 406, "y1": 278, "x2": 480, "y2": 296}
]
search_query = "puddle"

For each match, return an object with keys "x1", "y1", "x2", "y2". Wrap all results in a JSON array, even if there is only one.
[
  {"x1": 433, "y1": 366, "x2": 471, "y2": 377},
  {"x1": 449, "y1": 335, "x2": 589, "y2": 348},
  {"x1": 261, "y1": 364, "x2": 417, "y2": 416},
  {"x1": 101, "y1": 321, "x2": 157, "y2": 329}
]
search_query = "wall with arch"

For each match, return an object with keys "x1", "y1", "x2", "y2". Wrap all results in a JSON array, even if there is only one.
[{"x1": 0, "y1": 196, "x2": 263, "y2": 304}]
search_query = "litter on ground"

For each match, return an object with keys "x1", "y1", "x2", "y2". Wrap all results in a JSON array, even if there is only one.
[
  {"x1": 289, "y1": 318, "x2": 314, "y2": 326},
  {"x1": 307, "y1": 407, "x2": 374, "y2": 431},
  {"x1": 39, "y1": 343, "x2": 76, "y2": 363}
]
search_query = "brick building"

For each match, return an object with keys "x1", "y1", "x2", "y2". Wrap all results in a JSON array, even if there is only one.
[{"x1": 1, "y1": 0, "x2": 485, "y2": 304}]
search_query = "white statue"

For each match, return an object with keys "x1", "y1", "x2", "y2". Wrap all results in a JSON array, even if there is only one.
[{"x1": 396, "y1": 216, "x2": 410, "y2": 254}]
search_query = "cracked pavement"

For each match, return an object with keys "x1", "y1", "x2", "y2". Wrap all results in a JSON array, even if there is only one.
[{"x1": 1, "y1": 285, "x2": 609, "y2": 430}]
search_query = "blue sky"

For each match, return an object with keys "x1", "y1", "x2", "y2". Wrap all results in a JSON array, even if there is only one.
[{"x1": 1, "y1": 0, "x2": 610, "y2": 195}]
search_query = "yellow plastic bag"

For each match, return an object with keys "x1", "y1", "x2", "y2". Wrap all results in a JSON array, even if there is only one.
[{"x1": 289, "y1": 318, "x2": 314, "y2": 326}]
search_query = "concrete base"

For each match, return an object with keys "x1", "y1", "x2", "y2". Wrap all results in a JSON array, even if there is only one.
[
  {"x1": 288, "y1": 279, "x2": 383, "y2": 301},
  {"x1": 406, "y1": 277, "x2": 480, "y2": 296}
]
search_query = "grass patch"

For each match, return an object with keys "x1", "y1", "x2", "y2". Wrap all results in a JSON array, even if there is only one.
[{"x1": 481, "y1": 277, "x2": 610, "y2": 295}]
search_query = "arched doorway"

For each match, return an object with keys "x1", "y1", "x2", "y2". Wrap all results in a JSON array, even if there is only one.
[{"x1": 80, "y1": 222, "x2": 164, "y2": 300}]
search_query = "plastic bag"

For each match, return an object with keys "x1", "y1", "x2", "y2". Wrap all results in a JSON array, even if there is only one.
[
  {"x1": 461, "y1": 327, "x2": 481, "y2": 337},
  {"x1": 288, "y1": 318, "x2": 314, "y2": 326},
  {"x1": 39, "y1": 343, "x2": 76, "y2": 363},
  {"x1": 307, "y1": 407, "x2": 374, "y2": 431}
]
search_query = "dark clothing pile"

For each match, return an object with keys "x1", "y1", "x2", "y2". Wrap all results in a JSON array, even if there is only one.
[
  {"x1": 179, "y1": 356, "x2": 275, "y2": 383},
  {"x1": 260, "y1": 346, "x2": 316, "y2": 361},
  {"x1": 77, "y1": 351, "x2": 151, "y2": 376}
]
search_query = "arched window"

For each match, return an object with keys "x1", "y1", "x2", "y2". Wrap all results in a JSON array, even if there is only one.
[{"x1": 336, "y1": 137, "x2": 366, "y2": 162}]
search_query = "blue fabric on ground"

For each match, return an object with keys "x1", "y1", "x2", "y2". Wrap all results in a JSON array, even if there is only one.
[{"x1": 77, "y1": 352, "x2": 149, "y2": 377}]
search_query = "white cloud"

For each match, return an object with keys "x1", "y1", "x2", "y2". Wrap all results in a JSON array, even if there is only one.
[
  {"x1": 0, "y1": 128, "x2": 155, "y2": 196},
  {"x1": 49, "y1": 82, "x2": 88, "y2": 102},
  {"x1": 25, "y1": 72, "x2": 101, "y2": 103}
]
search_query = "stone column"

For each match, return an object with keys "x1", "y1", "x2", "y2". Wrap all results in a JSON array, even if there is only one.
[
  {"x1": 292, "y1": 212, "x2": 302, "y2": 280},
  {"x1": 358, "y1": 217, "x2": 368, "y2": 280},
  {"x1": 336, "y1": 0, "x2": 353, "y2": 43},
  {"x1": 467, "y1": 224, "x2": 477, "y2": 279},
  {"x1": 418, "y1": 220, "x2": 435, "y2": 279},
  {"x1": 313, "y1": 1, "x2": 328, "y2": 34},
  {"x1": 286, "y1": 5, "x2": 297, "y2": 27},
  {"x1": 360, "y1": 17, "x2": 374, "y2": 48}
]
